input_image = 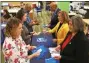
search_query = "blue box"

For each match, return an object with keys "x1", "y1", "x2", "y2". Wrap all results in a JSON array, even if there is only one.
[{"x1": 45, "y1": 58, "x2": 59, "y2": 63}]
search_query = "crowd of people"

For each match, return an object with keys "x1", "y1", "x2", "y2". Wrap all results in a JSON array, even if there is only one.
[{"x1": 1, "y1": 2, "x2": 89, "y2": 63}]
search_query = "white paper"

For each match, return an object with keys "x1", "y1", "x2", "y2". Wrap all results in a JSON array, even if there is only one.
[
  {"x1": 51, "y1": 53, "x2": 60, "y2": 57},
  {"x1": 49, "y1": 47, "x2": 60, "y2": 57},
  {"x1": 37, "y1": 49, "x2": 42, "y2": 53}
]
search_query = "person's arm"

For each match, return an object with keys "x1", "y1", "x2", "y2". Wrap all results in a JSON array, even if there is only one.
[
  {"x1": 3, "y1": 44, "x2": 13, "y2": 59},
  {"x1": 49, "y1": 24, "x2": 56, "y2": 29},
  {"x1": 2, "y1": 38, "x2": 19, "y2": 59},
  {"x1": 21, "y1": 29, "x2": 31, "y2": 40},
  {"x1": 48, "y1": 22, "x2": 60, "y2": 33},
  {"x1": 27, "y1": 45, "x2": 36, "y2": 50},
  {"x1": 75, "y1": 38, "x2": 89, "y2": 63},
  {"x1": 57, "y1": 24, "x2": 69, "y2": 45},
  {"x1": 21, "y1": 26, "x2": 31, "y2": 41},
  {"x1": 27, "y1": 51, "x2": 40, "y2": 59},
  {"x1": 22, "y1": 34, "x2": 31, "y2": 41},
  {"x1": 28, "y1": 20, "x2": 39, "y2": 26},
  {"x1": 28, "y1": 21, "x2": 34, "y2": 26}
]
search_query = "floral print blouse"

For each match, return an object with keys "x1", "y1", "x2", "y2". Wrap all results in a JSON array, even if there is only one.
[{"x1": 2, "y1": 36, "x2": 29, "y2": 63}]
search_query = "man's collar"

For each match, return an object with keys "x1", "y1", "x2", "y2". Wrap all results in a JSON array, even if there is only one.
[{"x1": 54, "y1": 8, "x2": 58, "y2": 13}]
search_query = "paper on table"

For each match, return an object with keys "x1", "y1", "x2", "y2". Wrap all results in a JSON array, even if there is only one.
[
  {"x1": 51, "y1": 53, "x2": 60, "y2": 57},
  {"x1": 49, "y1": 48, "x2": 60, "y2": 57},
  {"x1": 37, "y1": 48, "x2": 42, "y2": 53},
  {"x1": 49, "y1": 48, "x2": 56, "y2": 53}
]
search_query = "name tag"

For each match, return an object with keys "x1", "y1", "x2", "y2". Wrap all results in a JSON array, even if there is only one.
[{"x1": 69, "y1": 42, "x2": 71, "y2": 44}]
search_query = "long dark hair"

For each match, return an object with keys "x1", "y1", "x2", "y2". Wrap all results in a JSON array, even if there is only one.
[{"x1": 16, "y1": 8, "x2": 26, "y2": 20}]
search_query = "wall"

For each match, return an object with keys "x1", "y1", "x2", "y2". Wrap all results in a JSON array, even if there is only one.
[{"x1": 57, "y1": 1, "x2": 70, "y2": 13}]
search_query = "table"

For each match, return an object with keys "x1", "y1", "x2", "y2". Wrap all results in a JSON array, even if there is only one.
[
  {"x1": 30, "y1": 33, "x2": 57, "y2": 63},
  {"x1": 1, "y1": 8, "x2": 20, "y2": 13},
  {"x1": 68, "y1": 12, "x2": 77, "y2": 16},
  {"x1": 68, "y1": 12, "x2": 77, "y2": 18},
  {"x1": 83, "y1": 19, "x2": 89, "y2": 25},
  {"x1": 84, "y1": 6, "x2": 89, "y2": 9}
]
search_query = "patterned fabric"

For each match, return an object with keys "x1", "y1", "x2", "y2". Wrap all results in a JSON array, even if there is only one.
[{"x1": 2, "y1": 36, "x2": 29, "y2": 63}]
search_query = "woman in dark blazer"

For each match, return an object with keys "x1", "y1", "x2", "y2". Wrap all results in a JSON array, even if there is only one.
[
  {"x1": 16, "y1": 8, "x2": 31, "y2": 45},
  {"x1": 54, "y1": 16, "x2": 89, "y2": 63}
]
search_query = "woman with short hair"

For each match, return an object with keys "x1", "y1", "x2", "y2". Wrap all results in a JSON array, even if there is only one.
[{"x1": 2, "y1": 17, "x2": 40, "y2": 63}]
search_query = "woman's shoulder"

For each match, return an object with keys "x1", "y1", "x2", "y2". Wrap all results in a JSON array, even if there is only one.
[
  {"x1": 64, "y1": 23, "x2": 68, "y2": 25},
  {"x1": 63, "y1": 23, "x2": 69, "y2": 28},
  {"x1": 76, "y1": 31, "x2": 88, "y2": 41},
  {"x1": 4, "y1": 37, "x2": 13, "y2": 43},
  {"x1": 5, "y1": 36, "x2": 12, "y2": 41},
  {"x1": 3, "y1": 37, "x2": 13, "y2": 46}
]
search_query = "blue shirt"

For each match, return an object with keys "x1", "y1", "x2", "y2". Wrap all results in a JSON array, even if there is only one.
[{"x1": 26, "y1": 12, "x2": 31, "y2": 23}]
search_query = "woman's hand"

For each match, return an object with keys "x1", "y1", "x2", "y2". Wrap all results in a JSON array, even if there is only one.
[
  {"x1": 53, "y1": 39, "x2": 57, "y2": 42},
  {"x1": 55, "y1": 45, "x2": 61, "y2": 52},
  {"x1": 28, "y1": 51, "x2": 40, "y2": 59},
  {"x1": 33, "y1": 51, "x2": 40, "y2": 57},
  {"x1": 27, "y1": 45, "x2": 36, "y2": 50},
  {"x1": 31, "y1": 46, "x2": 36, "y2": 50},
  {"x1": 31, "y1": 20, "x2": 39, "y2": 25},
  {"x1": 42, "y1": 30, "x2": 50, "y2": 35},
  {"x1": 30, "y1": 31, "x2": 36, "y2": 35},
  {"x1": 53, "y1": 56, "x2": 61, "y2": 60},
  {"x1": 30, "y1": 31, "x2": 39, "y2": 36},
  {"x1": 33, "y1": 32, "x2": 41, "y2": 35}
]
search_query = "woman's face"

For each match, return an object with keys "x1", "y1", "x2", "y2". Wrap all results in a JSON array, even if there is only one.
[
  {"x1": 58, "y1": 13, "x2": 63, "y2": 23},
  {"x1": 68, "y1": 21, "x2": 74, "y2": 32},
  {"x1": 11, "y1": 23, "x2": 23, "y2": 38},
  {"x1": 22, "y1": 13, "x2": 27, "y2": 22}
]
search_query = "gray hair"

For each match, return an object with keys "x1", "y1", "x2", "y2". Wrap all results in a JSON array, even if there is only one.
[{"x1": 71, "y1": 15, "x2": 84, "y2": 32}]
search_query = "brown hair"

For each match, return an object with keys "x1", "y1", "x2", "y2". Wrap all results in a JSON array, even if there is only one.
[
  {"x1": 16, "y1": 8, "x2": 26, "y2": 21},
  {"x1": 5, "y1": 17, "x2": 21, "y2": 37},
  {"x1": 3, "y1": 9, "x2": 11, "y2": 19},
  {"x1": 58, "y1": 11, "x2": 70, "y2": 23},
  {"x1": 71, "y1": 15, "x2": 84, "y2": 32}
]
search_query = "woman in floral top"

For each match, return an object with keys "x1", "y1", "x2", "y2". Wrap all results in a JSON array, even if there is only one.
[{"x1": 2, "y1": 17, "x2": 40, "y2": 63}]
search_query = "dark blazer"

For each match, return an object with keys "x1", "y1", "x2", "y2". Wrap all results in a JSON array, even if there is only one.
[
  {"x1": 21, "y1": 25, "x2": 31, "y2": 45},
  {"x1": 60, "y1": 31, "x2": 89, "y2": 63},
  {"x1": 49, "y1": 8, "x2": 61, "y2": 29},
  {"x1": 24, "y1": 21, "x2": 33, "y2": 33}
]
